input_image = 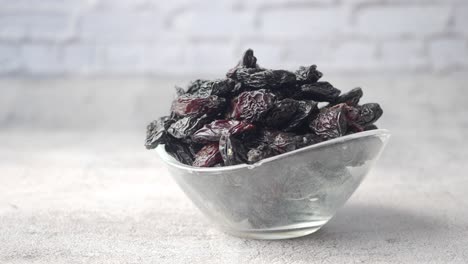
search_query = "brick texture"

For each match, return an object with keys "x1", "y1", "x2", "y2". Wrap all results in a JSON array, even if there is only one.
[{"x1": 0, "y1": 0, "x2": 467, "y2": 76}]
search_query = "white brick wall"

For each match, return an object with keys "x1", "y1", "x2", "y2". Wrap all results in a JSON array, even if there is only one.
[{"x1": 0, "y1": 0, "x2": 467, "y2": 76}]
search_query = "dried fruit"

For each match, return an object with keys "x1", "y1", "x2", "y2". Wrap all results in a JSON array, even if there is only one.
[
  {"x1": 310, "y1": 103, "x2": 348, "y2": 139},
  {"x1": 219, "y1": 135, "x2": 249, "y2": 166},
  {"x1": 187, "y1": 79, "x2": 236, "y2": 98},
  {"x1": 333, "y1": 87, "x2": 363, "y2": 106},
  {"x1": 294, "y1": 82, "x2": 341, "y2": 102},
  {"x1": 164, "y1": 137, "x2": 195, "y2": 165},
  {"x1": 295, "y1": 65, "x2": 322, "y2": 84},
  {"x1": 167, "y1": 115, "x2": 211, "y2": 139},
  {"x1": 145, "y1": 48, "x2": 384, "y2": 167},
  {"x1": 264, "y1": 99, "x2": 299, "y2": 129},
  {"x1": 192, "y1": 143, "x2": 223, "y2": 167},
  {"x1": 356, "y1": 103, "x2": 383, "y2": 126},
  {"x1": 226, "y1": 49, "x2": 260, "y2": 78},
  {"x1": 284, "y1": 100, "x2": 318, "y2": 132},
  {"x1": 171, "y1": 94, "x2": 226, "y2": 117},
  {"x1": 249, "y1": 70, "x2": 296, "y2": 89},
  {"x1": 247, "y1": 144, "x2": 277, "y2": 164},
  {"x1": 192, "y1": 120, "x2": 255, "y2": 143},
  {"x1": 145, "y1": 116, "x2": 172, "y2": 149},
  {"x1": 230, "y1": 90, "x2": 276, "y2": 122}
]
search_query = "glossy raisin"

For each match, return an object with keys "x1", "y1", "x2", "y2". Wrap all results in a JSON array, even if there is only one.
[
  {"x1": 164, "y1": 137, "x2": 195, "y2": 165},
  {"x1": 247, "y1": 144, "x2": 277, "y2": 164},
  {"x1": 264, "y1": 99, "x2": 299, "y2": 129},
  {"x1": 284, "y1": 100, "x2": 318, "y2": 132},
  {"x1": 167, "y1": 115, "x2": 211, "y2": 139},
  {"x1": 145, "y1": 116, "x2": 173, "y2": 149},
  {"x1": 294, "y1": 82, "x2": 341, "y2": 102},
  {"x1": 192, "y1": 119, "x2": 255, "y2": 143},
  {"x1": 192, "y1": 143, "x2": 223, "y2": 167},
  {"x1": 187, "y1": 79, "x2": 236, "y2": 98},
  {"x1": 310, "y1": 103, "x2": 348, "y2": 139},
  {"x1": 171, "y1": 94, "x2": 226, "y2": 117},
  {"x1": 219, "y1": 135, "x2": 248, "y2": 166},
  {"x1": 356, "y1": 103, "x2": 383, "y2": 126},
  {"x1": 146, "y1": 48, "x2": 384, "y2": 168},
  {"x1": 226, "y1": 49, "x2": 260, "y2": 78},
  {"x1": 241, "y1": 69, "x2": 297, "y2": 89},
  {"x1": 333, "y1": 87, "x2": 363, "y2": 106},
  {"x1": 229, "y1": 90, "x2": 276, "y2": 122}
]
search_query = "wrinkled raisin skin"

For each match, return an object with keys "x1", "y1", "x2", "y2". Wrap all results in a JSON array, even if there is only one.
[
  {"x1": 295, "y1": 65, "x2": 323, "y2": 84},
  {"x1": 264, "y1": 99, "x2": 299, "y2": 129},
  {"x1": 145, "y1": 117, "x2": 170, "y2": 149},
  {"x1": 171, "y1": 95, "x2": 226, "y2": 117},
  {"x1": 230, "y1": 90, "x2": 276, "y2": 123},
  {"x1": 219, "y1": 135, "x2": 249, "y2": 166},
  {"x1": 167, "y1": 115, "x2": 211, "y2": 139},
  {"x1": 294, "y1": 82, "x2": 341, "y2": 102},
  {"x1": 356, "y1": 103, "x2": 383, "y2": 126},
  {"x1": 164, "y1": 137, "x2": 195, "y2": 165},
  {"x1": 310, "y1": 104, "x2": 348, "y2": 139},
  {"x1": 333, "y1": 87, "x2": 363, "y2": 106},
  {"x1": 192, "y1": 120, "x2": 255, "y2": 143},
  {"x1": 192, "y1": 143, "x2": 223, "y2": 167},
  {"x1": 146, "y1": 48, "x2": 384, "y2": 167}
]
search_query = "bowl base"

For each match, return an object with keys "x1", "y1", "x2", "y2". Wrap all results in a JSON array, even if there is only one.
[{"x1": 219, "y1": 221, "x2": 327, "y2": 240}]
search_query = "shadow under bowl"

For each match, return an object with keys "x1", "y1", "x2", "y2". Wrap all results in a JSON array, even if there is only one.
[{"x1": 156, "y1": 129, "x2": 391, "y2": 239}]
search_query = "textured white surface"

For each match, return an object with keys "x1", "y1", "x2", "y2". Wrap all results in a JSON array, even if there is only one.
[
  {"x1": 1, "y1": 130, "x2": 468, "y2": 264},
  {"x1": 1, "y1": 76, "x2": 468, "y2": 263}
]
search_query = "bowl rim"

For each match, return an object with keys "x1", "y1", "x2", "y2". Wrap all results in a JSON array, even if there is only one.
[{"x1": 156, "y1": 129, "x2": 391, "y2": 172}]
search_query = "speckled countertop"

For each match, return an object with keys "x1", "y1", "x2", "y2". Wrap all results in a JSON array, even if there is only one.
[{"x1": 1, "y1": 75, "x2": 467, "y2": 263}]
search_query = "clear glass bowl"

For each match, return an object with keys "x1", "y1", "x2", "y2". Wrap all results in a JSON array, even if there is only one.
[{"x1": 156, "y1": 129, "x2": 390, "y2": 239}]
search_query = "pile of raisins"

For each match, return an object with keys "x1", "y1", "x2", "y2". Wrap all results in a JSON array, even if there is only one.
[{"x1": 145, "y1": 49, "x2": 383, "y2": 167}]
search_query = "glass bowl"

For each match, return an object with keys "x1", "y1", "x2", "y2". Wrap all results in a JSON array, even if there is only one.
[{"x1": 156, "y1": 129, "x2": 390, "y2": 239}]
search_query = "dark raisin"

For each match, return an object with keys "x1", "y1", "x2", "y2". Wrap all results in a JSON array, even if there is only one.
[
  {"x1": 293, "y1": 82, "x2": 341, "y2": 102},
  {"x1": 229, "y1": 67, "x2": 265, "y2": 81},
  {"x1": 192, "y1": 120, "x2": 255, "y2": 143},
  {"x1": 333, "y1": 87, "x2": 363, "y2": 106},
  {"x1": 241, "y1": 49, "x2": 257, "y2": 68},
  {"x1": 171, "y1": 94, "x2": 226, "y2": 117},
  {"x1": 270, "y1": 131, "x2": 298, "y2": 153},
  {"x1": 264, "y1": 99, "x2": 299, "y2": 129},
  {"x1": 164, "y1": 137, "x2": 195, "y2": 165},
  {"x1": 187, "y1": 79, "x2": 236, "y2": 98},
  {"x1": 240, "y1": 69, "x2": 296, "y2": 89},
  {"x1": 247, "y1": 144, "x2": 277, "y2": 164},
  {"x1": 284, "y1": 100, "x2": 318, "y2": 132},
  {"x1": 310, "y1": 103, "x2": 348, "y2": 139},
  {"x1": 229, "y1": 90, "x2": 276, "y2": 122},
  {"x1": 167, "y1": 115, "x2": 211, "y2": 139},
  {"x1": 294, "y1": 133, "x2": 323, "y2": 148},
  {"x1": 145, "y1": 116, "x2": 173, "y2": 149},
  {"x1": 295, "y1": 65, "x2": 322, "y2": 84},
  {"x1": 356, "y1": 103, "x2": 383, "y2": 126},
  {"x1": 226, "y1": 49, "x2": 260, "y2": 78},
  {"x1": 219, "y1": 135, "x2": 248, "y2": 166},
  {"x1": 192, "y1": 143, "x2": 223, "y2": 167},
  {"x1": 146, "y1": 48, "x2": 385, "y2": 168}
]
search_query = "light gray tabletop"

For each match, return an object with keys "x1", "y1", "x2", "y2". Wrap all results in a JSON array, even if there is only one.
[{"x1": 1, "y1": 75, "x2": 467, "y2": 263}]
